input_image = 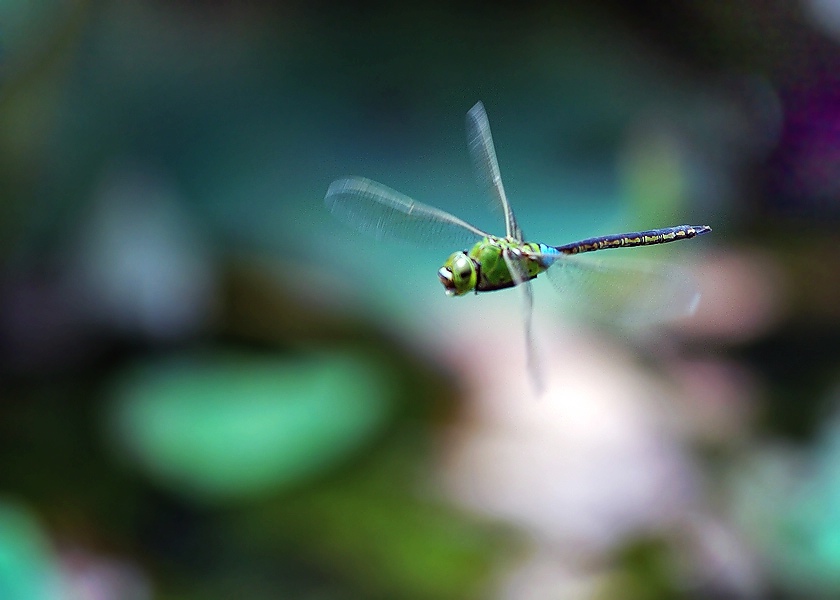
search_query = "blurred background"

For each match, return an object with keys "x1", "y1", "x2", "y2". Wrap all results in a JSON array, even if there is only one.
[{"x1": 2, "y1": 0, "x2": 840, "y2": 598}]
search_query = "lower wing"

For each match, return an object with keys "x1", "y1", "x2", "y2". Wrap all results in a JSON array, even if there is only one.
[{"x1": 537, "y1": 251, "x2": 702, "y2": 328}]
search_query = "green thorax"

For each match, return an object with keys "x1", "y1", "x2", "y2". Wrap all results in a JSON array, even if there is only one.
[
  {"x1": 472, "y1": 236, "x2": 544, "y2": 292},
  {"x1": 438, "y1": 236, "x2": 546, "y2": 296}
]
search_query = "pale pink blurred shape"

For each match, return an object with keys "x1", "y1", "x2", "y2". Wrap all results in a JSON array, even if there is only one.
[
  {"x1": 57, "y1": 547, "x2": 152, "y2": 600},
  {"x1": 433, "y1": 279, "x2": 765, "y2": 597},
  {"x1": 665, "y1": 358, "x2": 761, "y2": 443},
  {"x1": 442, "y1": 317, "x2": 698, "y2": 553},
  {"x1": 681, "y1": 248, "x2": 787, "y2": 342}
]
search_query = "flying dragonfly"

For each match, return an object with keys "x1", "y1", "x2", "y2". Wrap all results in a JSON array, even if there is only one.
[{"x1": 325, "y1": 102, "x2": 711, "y2": 390}]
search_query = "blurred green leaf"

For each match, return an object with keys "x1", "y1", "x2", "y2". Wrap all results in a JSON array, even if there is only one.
[
  {"x1": 0, "y1": 502, "x2": 56, "y2": 600},
  {"x1": 106, "y1": 351, "x2": 394, "y2": 501}
]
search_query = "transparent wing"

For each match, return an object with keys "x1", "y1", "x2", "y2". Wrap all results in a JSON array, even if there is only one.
[
  {"x1": 540, "y1": 252, "x2": 702, "y2": 328},
  {"x1": 325, "y1": 177, "x2": 489, "y2": 249},
  {"x1": 466, "y1": 102, "x2": 523, "y2": 241},
  {"x1": 503, "y1": 250, "x2": 543, "y2": 394}
]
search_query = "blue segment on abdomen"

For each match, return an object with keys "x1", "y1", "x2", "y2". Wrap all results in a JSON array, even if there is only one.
[{"x1": 537, "y1": 243, "x2": 561, "y2": 267}]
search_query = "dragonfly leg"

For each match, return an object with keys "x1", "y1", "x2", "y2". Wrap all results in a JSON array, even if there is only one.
[{"x1": 473, "y1": 259, "x2": 483, "y2": 295}]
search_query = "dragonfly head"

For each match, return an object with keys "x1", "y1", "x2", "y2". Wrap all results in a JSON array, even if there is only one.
[{"x1": 438, "y1": 251, "x2": 478, "y2": 296}]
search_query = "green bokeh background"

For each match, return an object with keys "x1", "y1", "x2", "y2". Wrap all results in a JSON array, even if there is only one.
[{"x1": 3, "y1": 1, "x2": 840, "y2": 598}]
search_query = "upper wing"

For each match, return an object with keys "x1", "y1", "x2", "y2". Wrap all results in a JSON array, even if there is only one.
[
  {"x1": 466, "y1": 102, "x2": 523, "y2": 241},
  {"x1": 538, "y1": 251, "x2": 702, "y2": 328},
  {"x1": 325, "y1": 177, "x2": 489, "y2": 249}
]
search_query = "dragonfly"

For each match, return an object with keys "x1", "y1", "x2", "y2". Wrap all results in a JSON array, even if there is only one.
[{"x1": 325, "y1": 101, "x2": 711, "y2": 390}]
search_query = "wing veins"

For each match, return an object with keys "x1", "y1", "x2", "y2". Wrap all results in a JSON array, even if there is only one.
[
  {"x1": 325, "y1": 177, "x2": 489, "y2": 248},
  {"x1": 466, "y1": 102, "x2": 522, "y2": 241}
]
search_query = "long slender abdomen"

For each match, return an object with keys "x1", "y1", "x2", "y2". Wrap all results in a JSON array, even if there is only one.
[{"x1": 554, "y1": 225, "x2": 711, "y2": 255}]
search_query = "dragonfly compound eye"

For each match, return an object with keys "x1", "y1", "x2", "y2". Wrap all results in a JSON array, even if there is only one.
[{"x1": 438, "y1": 251, "x2": 477, "y2": 296}]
